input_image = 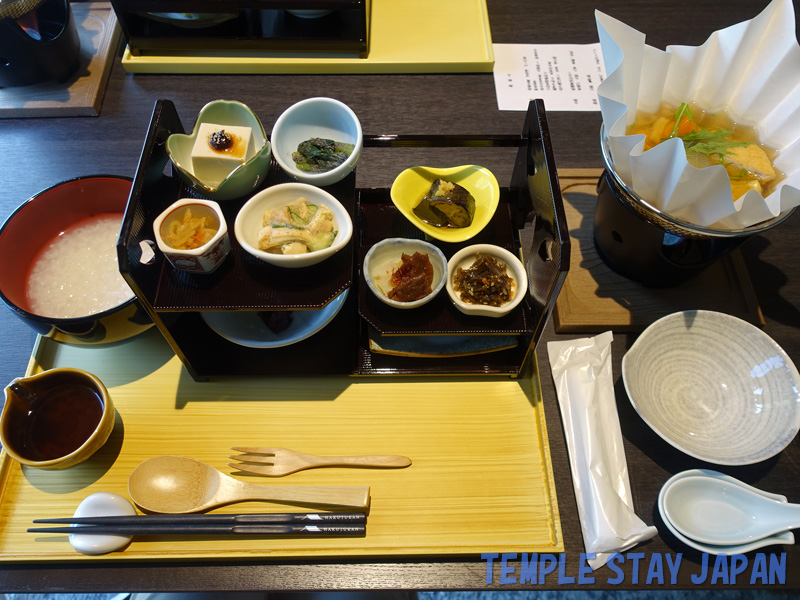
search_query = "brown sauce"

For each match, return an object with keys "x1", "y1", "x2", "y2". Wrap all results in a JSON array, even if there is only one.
[
  {"x1": 11, "y1": 383, "x2": 104, "y2": 461},
  {"x1": 207, "y1": 130, "x2": 246, "y2": 157},
  {"x1": 387, "y1": 252, "x2": 434, "y2": 302}
]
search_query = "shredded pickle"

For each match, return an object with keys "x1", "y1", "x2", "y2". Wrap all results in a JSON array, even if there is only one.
[
  {"x1": 452, "y1": 253, "x2": 514, "y2": 306},
  {"x1": 165, "y1": 208, "x2": 217, "y2": 250}
]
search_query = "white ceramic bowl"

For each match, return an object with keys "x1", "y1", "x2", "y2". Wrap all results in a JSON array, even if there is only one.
[
  {"x1": 270, "y1": 97, "x2": 362, "y2": 187},
  {"x1": 363, "y1": 238, "x2": 447, "y2": 309},
  {"x1": 622, "y1": 310, "x2": 800, "y2": 465},
  {"x1": 445, "y1": 244, "x2": 527, "y2": 318},
  {"x1": 234, "y1": 182, "x2": 353, "y2": 268},
  {"x1": 153, "y1": 199, "x2": 231, "y2": 274}
]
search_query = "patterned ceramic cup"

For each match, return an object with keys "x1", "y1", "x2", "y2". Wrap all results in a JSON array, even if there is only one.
[{"x1": 153, "y1": 199, "x2": 230, "y2": 274}]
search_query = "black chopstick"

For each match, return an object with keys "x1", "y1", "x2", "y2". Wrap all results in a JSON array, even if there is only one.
[
  {"x1": 32, "y1": 512, "x2": 367, "y2": 526},
  {"x1": 28, "y1": 524, "x2": 366, "y2": 536}
]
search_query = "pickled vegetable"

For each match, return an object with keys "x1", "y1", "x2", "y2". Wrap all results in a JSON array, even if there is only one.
[
  {"x1": 452, "y1": 254, "x2": 515, "y2": 307},
  {"x1": 164, "y1": 208, "x2": 217, "y2": 250},
  {"x1": 387, "y1": 252, "x2": 434, "y2": 302}
]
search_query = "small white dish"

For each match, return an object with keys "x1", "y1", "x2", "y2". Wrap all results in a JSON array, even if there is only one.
[
  {"x1": 445, "y1": 244, "x2": 527, "y2": 318},
  {"x1": 270, "y1": 97, "x2": 362, "y2": 187},
  {"x1": 69, "y1": 492, "x2": 137, "y2": 555},
  {"x1": 658, "y1": 469, "x2": 795, "y2": 554},
  {"x1": 363, "y1": 238, "x2": 446, "y2": 309},
  {"x1": 153, "y1": 199, "x2": 231, "y2": 274},
  {"x1": 234, "y1": 182, "x2": 353, "y2": 269},
  {"x1": 622, "y1": 310, "x2": 800, "y2": 465},
  {"x1": 201, "y1": 289, "x2": 348, "y2": 348}
]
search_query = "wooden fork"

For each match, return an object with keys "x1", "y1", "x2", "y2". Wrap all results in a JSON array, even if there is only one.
[{"x1": 229, "y1": 447, "x2": 412, "y2": 477}]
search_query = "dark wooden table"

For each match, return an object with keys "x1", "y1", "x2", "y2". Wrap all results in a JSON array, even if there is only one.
[{"x1": 1, "y1": 0, "x2": 799, "y2": 592}]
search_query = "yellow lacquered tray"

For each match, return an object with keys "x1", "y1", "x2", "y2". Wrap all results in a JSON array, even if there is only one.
[
  {"x1": 121, "y1": 0, "x2": 494, "y2": 74},
  {"x1": 0, "y1": 329, "x2": 562, "y2": 561}
]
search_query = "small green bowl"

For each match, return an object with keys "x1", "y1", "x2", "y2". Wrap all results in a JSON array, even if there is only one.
[{"x1": 166, "y1": 100, "x2": 272, "y2": 201}]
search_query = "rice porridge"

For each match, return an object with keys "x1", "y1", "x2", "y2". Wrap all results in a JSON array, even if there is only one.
[{"x1": 26, "y1": 214, "x2": 134, "y2": 319}]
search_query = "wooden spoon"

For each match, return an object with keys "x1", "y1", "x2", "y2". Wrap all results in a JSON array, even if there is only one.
[{"x1": 128, "y1": 456, "x2": 370, "y2": 514}]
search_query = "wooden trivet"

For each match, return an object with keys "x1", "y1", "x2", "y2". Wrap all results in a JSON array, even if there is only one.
[
  {"x1": 0, "y1": 2, "x2": 120, "y2": 118},
  {"x1": 553, "y1": 168, "x2": 764, "y2": 333}
]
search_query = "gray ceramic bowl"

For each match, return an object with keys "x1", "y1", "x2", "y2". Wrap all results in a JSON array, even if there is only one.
[{"x1": 622, "y1": 310, "x2": 800, "y2": 465}]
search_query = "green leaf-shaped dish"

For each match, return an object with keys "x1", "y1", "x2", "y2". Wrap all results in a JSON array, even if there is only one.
[
  {"x1": 166, "y1": 100, "x2": 272, "y2": 201},
  {"x1": 390, "y1": 165, "x2": 500, "y2": 243}
]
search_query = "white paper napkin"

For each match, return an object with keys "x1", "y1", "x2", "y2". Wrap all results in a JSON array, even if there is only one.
[{"x1": 596, "y1": 0, "x2": 800, "y2": 229}]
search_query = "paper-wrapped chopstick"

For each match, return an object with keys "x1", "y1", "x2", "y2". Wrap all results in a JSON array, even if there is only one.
[{"x1": 548, "y1": 332, "x2": 657, "y2": 571}]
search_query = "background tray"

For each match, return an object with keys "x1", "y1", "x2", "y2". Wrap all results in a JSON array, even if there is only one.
[
  {"x1": 0, "y1": 3, "x2": 120, "y2": 119},
  {"x1": 0, "y1": 331, "x2": 562, "y2": 562},
  {"x1": 553, "y1": 169, "x2": 764, "y2": 332},
  {"x1": 119, "y1": 0, "x2": 493, "y2": 74}
]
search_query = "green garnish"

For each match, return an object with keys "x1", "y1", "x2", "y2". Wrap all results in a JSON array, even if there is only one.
[
  {"x1": 292, "y1": 138, "x2": 354, "y2": 173},
  {"x1": 666, "y1": 103, "x2": 694, "y2": 139},
  {"x1": 665, "y1": 103, "x2": 750, "y2": 160}
]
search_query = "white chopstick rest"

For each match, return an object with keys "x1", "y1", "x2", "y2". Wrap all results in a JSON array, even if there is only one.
[{"x1": 69, "y1": 492, "x2": 137, "y2": 555}]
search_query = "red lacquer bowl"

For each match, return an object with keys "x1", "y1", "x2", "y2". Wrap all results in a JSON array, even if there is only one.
[{"x1": 0, "y1": 176, "x2": 152, "y2": 345}]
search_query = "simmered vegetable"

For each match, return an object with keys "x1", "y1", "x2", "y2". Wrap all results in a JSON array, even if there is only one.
[
  {"x1": 629, "y1": 103, "x2": 778, "y2": 200},
  {"x1": 413, "y1": 179, "x2": 476, "y2": 228}
]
